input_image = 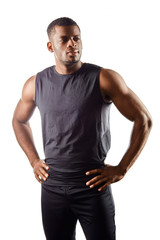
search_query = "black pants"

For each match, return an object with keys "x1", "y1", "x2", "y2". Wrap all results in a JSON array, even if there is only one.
[{"x1": 41, "y1": 183, "x2": 116, "y2": 240}]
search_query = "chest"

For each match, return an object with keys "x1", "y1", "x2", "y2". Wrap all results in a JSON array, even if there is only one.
[{"x1": 38, "y1": 75, "x2": 101, "y2": 114}]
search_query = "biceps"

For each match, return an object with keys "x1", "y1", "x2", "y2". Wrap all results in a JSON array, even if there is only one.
[
  {"x1": 113, "y1": 88, "x2": 148, "y2": 122},
  {"x1": 13, "y1": 99, "x2": 36, "y2": 123}
]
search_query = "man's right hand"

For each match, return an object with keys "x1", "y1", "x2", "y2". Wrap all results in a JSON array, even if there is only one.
[{"x1": 32, "y1": 159, "x2": 49, "y2": 183}]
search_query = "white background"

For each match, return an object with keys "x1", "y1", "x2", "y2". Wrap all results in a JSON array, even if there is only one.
[{"x1": 0, "y1": 0, "x2": 160, "y2": 239}]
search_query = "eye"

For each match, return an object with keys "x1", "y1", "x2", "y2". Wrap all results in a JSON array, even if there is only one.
[
  {"x1": 60, "y1": 37, "x2": 68, "y2": 43},
  {"x1": 73, "y1": 36, "x2": 80, "y2": 42}
]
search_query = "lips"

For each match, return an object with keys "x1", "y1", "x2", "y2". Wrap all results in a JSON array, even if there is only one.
[{"x1": 66, "y1": 50, "x2": 79, "y2": 54}]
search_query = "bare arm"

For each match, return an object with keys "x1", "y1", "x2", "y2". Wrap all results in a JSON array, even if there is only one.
[
  {"x1": 86, "y1": 68, "x2": 152, "y2": 191},
  {"x1": 12, "y1": 76, "x2": 49, "y2": 183}
]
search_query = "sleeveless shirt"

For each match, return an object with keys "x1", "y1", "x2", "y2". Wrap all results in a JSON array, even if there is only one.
[{"x1": 35, "y1": 62, "x2": 112, "y2": 186}]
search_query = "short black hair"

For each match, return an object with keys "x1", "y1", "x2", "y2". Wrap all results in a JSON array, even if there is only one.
[{"x1": 47, "y1": 17, "x2": 80, "y2": 39}]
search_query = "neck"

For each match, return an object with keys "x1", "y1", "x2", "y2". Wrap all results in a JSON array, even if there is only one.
[{"x1": 55, "y1": 61, "x2": 83, "y2": 75}]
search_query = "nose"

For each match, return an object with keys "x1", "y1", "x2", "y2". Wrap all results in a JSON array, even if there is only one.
[{"x1": 67, "y1": 38, "x2": 76, "y2": 48}]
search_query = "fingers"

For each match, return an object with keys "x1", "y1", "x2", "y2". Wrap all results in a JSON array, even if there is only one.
[
  {"x1": 86, "y1": 176, "x2": 108, "y2": 188},
  {"x1": 34, "y1": 168, "x2": 48, "y2": 183},
  {"x1": 86, "y1": 175, "x2": 102, "y2": 186},
  {"x1": 86, "y1": 168, "x2": 102, "y2": 175},
  {"x1": 34, "y1": 173, "x2": 43, "y2": 184},
  {"x1": 98, "y1": 182, "x2": 110, "y2": 191},
  {"x1": 85, "y1": 167, "x2": 111, "y2": 191},
  {"x1": 33, "y1": 159, "x2": 49, "y2": 184},
  {"x1": 85, "y1": 165, "x2": 123, "y2": 191},
  {"x1": 39, "y1": 167, "x2": 48, "y2": 180},
  {"x1": 86, "y1": 175, "x2": 111, "y2": 191},
  {"x1": 43, "y1": 162, "x2": 49, "y2": 170}
]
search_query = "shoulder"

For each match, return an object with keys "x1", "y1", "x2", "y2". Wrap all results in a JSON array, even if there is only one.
[
  {"x1": 85, "y1": 62, "x2": 101, "y2": 71},
  {"x1": 21, "y1": 66, "x2": 53, "y2": 103},
  {"x1": 99, "y1": 68, "x2": 129, "y2": 99},
  {"x1": 81, "y1": 62, "x2": 101, "y2": 74},
  {"x1": 36, "y1": 65, "x2": 53, "y2": 79},
  {"x1": 22, "y1": 75, "x2": 36, "y2": 102},
  {"x1": 99, "y1": 68, "x2": 126, "y2": 87}
]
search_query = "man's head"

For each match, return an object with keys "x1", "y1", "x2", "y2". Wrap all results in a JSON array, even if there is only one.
[
  {"x1": 47, "y1": 17, "x2": 80, "y2": 39},
  {"x1": 47, "y1": 17, "x2": 82, "y2": 66}
]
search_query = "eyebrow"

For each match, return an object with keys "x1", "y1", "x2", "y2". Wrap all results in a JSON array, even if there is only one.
[{"x1": 60, "y1": 35, "x2": 80, "y2": 38}]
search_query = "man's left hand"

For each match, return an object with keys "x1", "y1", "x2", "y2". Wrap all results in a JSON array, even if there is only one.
[{"x1": 85, "y1": 164, "x2": 125, "y2": 191}]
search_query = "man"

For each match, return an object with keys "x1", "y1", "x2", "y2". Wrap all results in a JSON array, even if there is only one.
[{"x1": 12, "y1": 17, "x2": 152, "y2": 240}]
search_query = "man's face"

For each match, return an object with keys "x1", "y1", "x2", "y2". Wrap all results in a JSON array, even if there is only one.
[{"x1": 48, "y1": 25, "x2": 82, "y2": 66}]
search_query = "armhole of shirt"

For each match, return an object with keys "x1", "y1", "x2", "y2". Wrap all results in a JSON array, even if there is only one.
[
  {"x1": 97, "y1": 67, "x2": 107, "y2": 104},
  {"x1": 97, "y1": 67, "x2": 113, "y2": 105},
  {"x1": 34, "y1": 73, "x2": 38, "y2": 107}
]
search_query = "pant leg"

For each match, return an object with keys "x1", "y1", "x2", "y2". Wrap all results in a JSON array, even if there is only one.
[
  {"x1": 41, "y1": 184, "x2": 78, "y2": 240},
  {"x1": 70, "y1": 185, "x2": 116, "y2": 240}
]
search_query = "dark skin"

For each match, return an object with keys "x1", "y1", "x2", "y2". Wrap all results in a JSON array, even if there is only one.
[{"x1": 12, "y1": 25, "x2": 152, "y2": 190}]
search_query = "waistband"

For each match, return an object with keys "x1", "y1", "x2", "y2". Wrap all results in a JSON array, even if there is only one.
[{"x1": 42, "y1": 163, "x2": 105, "y2": 187}]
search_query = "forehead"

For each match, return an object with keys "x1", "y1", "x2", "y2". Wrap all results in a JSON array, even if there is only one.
[{"x1": 53, "y1": 25, "x2": 80, "y2": 38}]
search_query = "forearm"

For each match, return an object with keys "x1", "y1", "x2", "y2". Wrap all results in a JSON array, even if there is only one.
[
  {"x1": 12, "y1": 119, "x2": 40, "y2": 167},
  {"x1": 118, "y1": 116, "x2": 152, "y2": 175}
]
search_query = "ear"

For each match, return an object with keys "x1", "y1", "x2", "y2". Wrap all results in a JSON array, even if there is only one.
[{"x1": 47, "y1": 42, "x2": 54, "y2": 53}]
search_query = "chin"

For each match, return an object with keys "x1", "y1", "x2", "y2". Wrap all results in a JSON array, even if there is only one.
[{"x1": 64, "y1": 59, "x2": 80, "y2": 66}]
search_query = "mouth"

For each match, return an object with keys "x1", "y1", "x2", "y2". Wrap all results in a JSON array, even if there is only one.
[{"x1": 66, "y1": 50, "x2": 79, "y2": 55}]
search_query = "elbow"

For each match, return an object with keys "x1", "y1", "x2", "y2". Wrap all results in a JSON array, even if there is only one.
[
  {"x1": 138, "y1": 112, "x2": 153, "y2": 133},
  {"x1": 12, "y1": 116, "x2": 21, "y2": 129},
  {"x1": 147, "y1": 116, "x2": 153, "y2": 130},
  {"x1": 144, "y1": 113, "x2": 153, "y2": 131},
  {"x1": 12, "y1": 117, "x2": 18, "y2": 131},
  {"x1": 12, "y1": 117, "x2": 16, "y2": 127}
]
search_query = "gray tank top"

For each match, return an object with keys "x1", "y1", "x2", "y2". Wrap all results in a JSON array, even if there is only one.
[{"x1": 35, "y1": 62, "x2": 112, "y2": 186}]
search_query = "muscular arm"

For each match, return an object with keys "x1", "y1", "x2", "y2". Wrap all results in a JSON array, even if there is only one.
[
  {"x1": 12, "y1": 76, "x2": 49, "y2": 183},
  {"x1": 86, "y1": 68, "x2": 152, "y2": 191}
]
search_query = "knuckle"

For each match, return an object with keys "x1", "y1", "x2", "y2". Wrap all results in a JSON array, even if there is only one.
[
  {"x1": 41, "y1": 169, "x2": 48, "y2": 177},
  {"x1": 42, "y1": 168, "x2": 45, "y2": 172},
  {"x1": 97, "y1": 175, "x2": 101, "y2": 180},
  {"x1": 34, "y1": 173, "x2": 38, "y2": 178},
  {"x1": 35, "y1": 176, "x2": 39, "y2": 181}
]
